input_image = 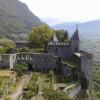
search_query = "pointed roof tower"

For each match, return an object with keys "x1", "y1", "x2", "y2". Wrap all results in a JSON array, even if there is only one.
[
  {"x1": 52, "y1": 33, "x2": 58, "y2": 42},
  {"x1": 70, "y1": 24, "x2": 80, "y2": 41}
]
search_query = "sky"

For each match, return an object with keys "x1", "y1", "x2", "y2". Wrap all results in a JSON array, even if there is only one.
[{"x1": 19, "y1": 0, "x2": 100, "y2": 25}]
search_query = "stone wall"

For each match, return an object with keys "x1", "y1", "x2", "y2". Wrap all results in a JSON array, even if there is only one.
[
  {"x1": 47, "y1": 44, "x2": 73, "y2": 60},
  {"x1": 0, "y1": 54, "x2": 16, "y2": 69},
  {"x1": 80, "y1": 50, "x2": 93, "y2": 91},
  {"x1": 61, "y1": 63, "x2": 72, "y2": 75},
  {"x1": 16, "y1": 52, "x2": 59, "y2": 73},
  {"x1": 15, "y1": 41, "x2": 28, "y2": 48}
]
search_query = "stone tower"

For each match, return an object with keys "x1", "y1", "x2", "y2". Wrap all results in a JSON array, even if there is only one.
[{"x1": 69, "y1": 27, "x2": 80, "y2": 53}]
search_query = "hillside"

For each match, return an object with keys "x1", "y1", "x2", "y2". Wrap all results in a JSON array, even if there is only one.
[
  {"x1": 51, "y1": 19, "x2": 100, "y2": 35},
  {"x1": 0, "y1": 0, "x2": 43, "y2": 39}
]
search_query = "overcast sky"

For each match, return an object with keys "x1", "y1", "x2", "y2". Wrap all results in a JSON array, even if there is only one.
[{"x1": 19, "y1": 0, "x2": 100, "y2": 23}]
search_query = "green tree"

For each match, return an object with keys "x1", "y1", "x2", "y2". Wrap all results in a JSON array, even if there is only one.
[
  {"x1": 0, "y1": 38, "x2": 15, "y2": 48},
  {"x1": 0, "y1": 38, "x2": 16, "y2": 54},
  {"x1": 0, "y1": 48, "x2": 5, "y2": 54},
  {"x1": 55, "y1": 30, "x2": 69, "y2": 42},
  {"x1": 28, "y1": 25, "x2": 53, "y2": 48}
]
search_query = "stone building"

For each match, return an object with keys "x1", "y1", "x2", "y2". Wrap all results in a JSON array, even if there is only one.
[{"x1": 0, "y1": 28, "x2": 93, "y2": 91}]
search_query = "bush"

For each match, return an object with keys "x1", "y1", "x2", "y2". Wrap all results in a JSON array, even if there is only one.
[
  {"x1": 47, "y1": 70, "x2": 54, "y2": 78},
  {"x1": 27, "y1": 82, "x2": 39, "y2": 93},
  {"x1": 34, "y1": 48, "x2": 45, "y2": 53},
  {"x1": 96, "y1": 92, "x2": 100, "y2": 98},
  {"x1": 43, "y1": 89, "x2": 72, "y2": 100},
  {"x1": 23, "y1": 91, "x2": 34, "y2": 99},
  {"x1": 23, "y1": 81, "x2": 39, "y2": 99},
  {"x1": 15, "y1": 63, "x2": 27, "y2": 76}
]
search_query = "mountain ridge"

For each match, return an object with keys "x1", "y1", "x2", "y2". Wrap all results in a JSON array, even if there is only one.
[
  {"x1": 51, "y1": 19, "x2": 100, "y2": 35},
  {"x1": 0, "y1": 0, "x2": 43, "y2": 38}
]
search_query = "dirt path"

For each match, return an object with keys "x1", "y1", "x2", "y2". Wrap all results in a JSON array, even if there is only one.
[
  {"x1": 31, "y1": 94, "x2": 44, "y2": 100},
  {"x1": 9, "y1": 74, "x2": 31, "y2": 100}
]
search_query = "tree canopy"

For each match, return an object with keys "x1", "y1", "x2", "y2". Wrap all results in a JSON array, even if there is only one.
[
  {"x1": 54, "y1": 30, "x2": 69, "y2": 42},
  {"x1": 0, "y1": 38, "x2": 16, "y2": 54},
  {"x1": 28, "y1": 25, "x2": 53, "y2": 48}
]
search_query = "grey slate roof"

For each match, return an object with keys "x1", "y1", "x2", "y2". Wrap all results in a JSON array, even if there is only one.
[{"x1": 70, "y1": 28, "x2": 80, "y2": 41}]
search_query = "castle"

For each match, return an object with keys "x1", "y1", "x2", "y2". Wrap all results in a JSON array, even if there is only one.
[{"x1": 0, "y1": 28, "x2": 93, "y2": 91}]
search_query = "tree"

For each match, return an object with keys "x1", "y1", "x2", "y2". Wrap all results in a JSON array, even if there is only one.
[
  {"x1": 28, "y1": 25, "x2": 53, "y2": 48},
  {"x1": 0, "y1": 48, "x2": 5, "y2": 54},
  {"x1": 54, "y1": 30, "x2": 69, "y2": 42},
  {"x1": 0, "y1": 38, "x2": 15, "y2": 48},
  {"x1": 63, "y1": 30, "x2": 69, "y2": 42},
  {"x1": 0, "y1": 38, "x2": 16, "y2": 54}
]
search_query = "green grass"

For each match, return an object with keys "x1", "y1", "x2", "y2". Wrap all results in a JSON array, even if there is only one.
[
  {"x1": 93, "y1": 62, "x2": 100, "y2": 99},
  {"x1": 93, "y1": 67, "x2": 100, "y2": 82},
  {"x1": 0, "y1": 76, "x2": 10, "y2": 98}
]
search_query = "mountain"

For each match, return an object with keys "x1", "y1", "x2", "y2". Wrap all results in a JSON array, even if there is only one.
[
  {"x1": 0, "y1": 0, "x2": 43, "y2": 38},
  {"x1": 52, "y1": 19, "x2": 100, "y2": 35}
]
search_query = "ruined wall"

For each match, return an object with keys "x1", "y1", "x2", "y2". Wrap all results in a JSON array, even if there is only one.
[
  {"x1": 80, "y1": 50, "x2": 93, "y2": 91},
  {"x1": 61, "y1": 63, "x2": 72, "y2": 75},
  {"x1": 0, "y1": 54, "x2": 16, "y2": 69},
  {"x1": 16, "y1": 52, "x2": 59, "y2": 72},
  {"x1": 47, "y1": 42, "x2": 73, "y2": 60},
  {"x1": 15, "y1": 42, "x2": 28, "y2": 48},
  {"x1": 0, "y1": 54, "x2": 10, "y2": 68},
  {"x1": 70, "y1": 40, "x2": 79, "y2": 53}
]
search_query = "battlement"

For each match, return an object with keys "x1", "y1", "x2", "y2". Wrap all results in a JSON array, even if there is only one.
[{"x1": 48, "y1": 42, "x2": 68, "y2": 46}]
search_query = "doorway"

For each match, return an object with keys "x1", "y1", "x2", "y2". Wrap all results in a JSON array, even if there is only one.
[{"x1": 28, "y1": 64, "x2": 34, "y2": 71}]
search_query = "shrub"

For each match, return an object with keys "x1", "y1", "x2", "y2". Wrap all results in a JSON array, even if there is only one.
[
  {"x1": 43, "y1": 89, "x2": 72, "y2": 100},
  {"x1": 47, "y1": 70, "x2": 54, "y2": 78},
  {"x1": 27, "y1": 82, "x2": 39, "y2": 93},
  {"x1": 96, "y1": 92, "x2": 100, "y2": 98},
  {"x1": 15, "y1": 63, "x2": 27, "y2": 76}
]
